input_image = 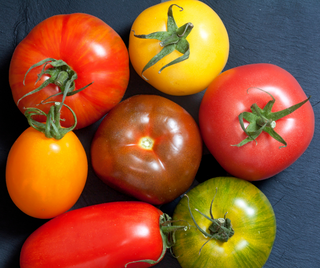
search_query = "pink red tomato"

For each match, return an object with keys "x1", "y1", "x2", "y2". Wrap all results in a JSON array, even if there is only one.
[{"x1": 199, "y1": 63, "x2": 314, "y2": 180}]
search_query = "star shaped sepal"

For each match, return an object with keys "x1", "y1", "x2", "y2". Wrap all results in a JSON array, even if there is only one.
[
  {"x1": 132, "y1": 4, "x2": 193, "y2": 80},
  {"x1": 233, "y1": 88, "x2": 311, "y2": 148}
]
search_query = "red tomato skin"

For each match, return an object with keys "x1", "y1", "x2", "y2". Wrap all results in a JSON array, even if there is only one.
[
  {"x1": 199, "y1": 63, "x2": 314, "y2": 181},
  {"x1": 20, "y1": 202, "x2": 164, "y2": 268},
  {"x1": 91, "y1": 95, "x2": 203, "y2": 205},
  {"x1": 9, "y1": 13, "x2": 129, "y2": 129}
]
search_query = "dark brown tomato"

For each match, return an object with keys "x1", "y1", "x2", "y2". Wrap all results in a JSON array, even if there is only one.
[{"x1": 91, "y1": 95, "x2": 202, "y2": 205}]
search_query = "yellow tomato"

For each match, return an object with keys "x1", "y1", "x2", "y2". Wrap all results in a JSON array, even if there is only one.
[
  {"x1": 129, "y1": 0, "x2": 229, "y2": 96},
  {"x1": 6, "y1": 127, "x2": 88, "y2": 219}
]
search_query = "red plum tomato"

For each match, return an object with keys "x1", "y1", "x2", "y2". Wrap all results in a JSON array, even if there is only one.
[{"x1": 20, "y1": 202, "x2": 173, "y2": 268}]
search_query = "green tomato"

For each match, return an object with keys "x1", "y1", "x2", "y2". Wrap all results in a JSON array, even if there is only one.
[{"x1": 173, "y1": 177, "x2": 276, "y2": 268}]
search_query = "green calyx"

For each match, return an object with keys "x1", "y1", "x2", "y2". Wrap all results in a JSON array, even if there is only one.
[
  {"x1": 17, "y1": 58, "x2": 92, "y2": 139},
  {"x1": 124, "y1": 213, "x2": 190, "y2": 267},
  {"x1": 133, "y1": 4, "x2": 193, "y2": 79},
  {"x1": 24, "y1": 101, "x2": 77, "y2": 140},
  {"x1": 233, "y1": 88, "x2": 311, "y2": 148},
  {"x1": 18, "y1": 58, "x2": 92, "y2": 107},
  {"x1": 185, "y1": 189, "x2": 234, "y2": 255}
]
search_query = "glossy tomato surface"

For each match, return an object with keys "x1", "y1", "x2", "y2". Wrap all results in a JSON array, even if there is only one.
[
  {"x1": 199, "y1": 63, "x2": 315, "y2": 181},
  {"x1": 173, "y1": 177, "x2": 276, "y2": 268},
  {"x1": 20, "y1": 202, "x2": 165, "y2": 268},
  {"x1": 6, "y1": 127, "x2": 88, "y2": 219},
  {"x1": 129, "y1": 0, "x2": 229, "y2": 96},
  {"x1": 9, "y1": 13, "x2": 129, "y2": 129},
  {"x1": 91, "y1": 95, "x2": 202, "y2": 205}
]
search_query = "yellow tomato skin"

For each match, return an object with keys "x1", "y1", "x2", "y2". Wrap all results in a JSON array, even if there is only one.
[
  {"x1": 129, "y1": 0, "x2": 229, "y2": 96},
  {"x1": 6, "y1": 127, "x2": 88, "y2": 219}
]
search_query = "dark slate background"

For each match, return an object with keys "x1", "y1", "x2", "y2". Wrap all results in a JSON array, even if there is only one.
[{"x1": 1, "y1": 0, "x2": 319, "y2": 267}]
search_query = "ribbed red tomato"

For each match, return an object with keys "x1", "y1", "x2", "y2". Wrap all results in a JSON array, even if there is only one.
[{"x1": 9, "y1": 13, "x2": 129, "y2": 129}]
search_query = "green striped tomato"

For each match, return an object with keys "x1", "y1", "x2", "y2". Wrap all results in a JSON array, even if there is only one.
[{"x1": 172, "y1": 177, "x2": 276, "y2": 268}]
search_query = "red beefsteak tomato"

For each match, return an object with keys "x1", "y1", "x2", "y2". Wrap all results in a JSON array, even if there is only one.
[
  {"x1": 91, "y1": 95, "x2": 202, "y2": 205},
  {"x1": 9, "y1": 13, "x2": 129, "y2": 129},
  {"x1": 20, "y1": 202, "x2": 176, "y2": 268},
  {"x1": 199, "y1": 63, "x2": 314, "y2": 181}
]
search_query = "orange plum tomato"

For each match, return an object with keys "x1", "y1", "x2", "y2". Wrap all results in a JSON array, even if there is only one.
[
  {"x1": 6, "y1": 127, "x2": 88, "y2": 219},
  {"x1": 199, "y1": 63, "x2": 315, "y2": 181},
  {"x1": 129, "y1": 1, "x2": 229, "y2": 96},
  {"x1": 91, "y1": 95, "x2": 202, "y2": 205}
]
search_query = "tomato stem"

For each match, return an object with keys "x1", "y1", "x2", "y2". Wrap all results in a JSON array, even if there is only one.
[
  {"x1": 132, "y1": 4, "x2": 193, "y2": 80},
  {"x1": 17, "y1": 58, "x2": 93, "y2": 137},
  {"x1": 184, "y1": 192, "x2": 235, "y2": 255},
  {"x1": 124, "y1": 213, "x2": 190, "y2": 267},
  {"x1": 24, "y1": 101, "x2": 77, "y2": 140},
  {"x1": 233, "y1": 87, "x2": 311, "y2": 148},
  {"x1": 17, "y1": 58, "x2": 93, "y2": 106},
  {"x1": 139, "y1": 137, "x2": 154, "y2": 150}
]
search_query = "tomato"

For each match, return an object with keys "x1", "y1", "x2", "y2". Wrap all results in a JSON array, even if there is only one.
[
  {"x1": 20, "y1": 202, "x2": 176, "y2": 268},
  {"x1": 9, "y1": 13, "x2": 129, "y2": 129},
  {"x1": 6, "y1": 126, "x2": 88, "y2": 219},
  {"x1": 129, "y1": 1, "x2": 229, "y2": 96},
  {"x1": 91, "y1": 95, "x2": 202, "y2": 205},
  {"x1": 172, "y1": 177, "x2": 276, "y2": 268},
  {"x1": 199, "y1": 63, "x2": 315, "y2": 181}
]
